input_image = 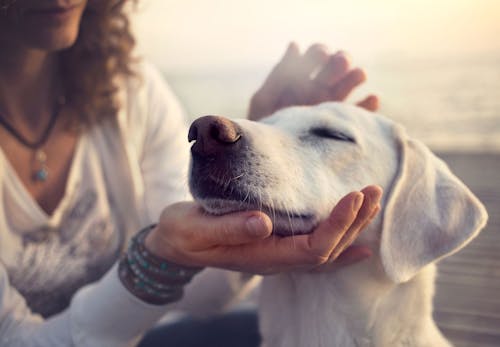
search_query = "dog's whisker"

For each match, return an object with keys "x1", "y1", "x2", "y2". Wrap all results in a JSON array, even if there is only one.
[
  {"x1": 258, "y1": 188, "x2": 263, "y2": 213},
  {"x1": 223, "y1": 174, "x2": 232, "y2": 192},
  {"x1": 231, "y1": 173, "x2": 245, "y2": 181},
  {"x1": 270, "y1": 197, "x2": 277, "y2": 233},
  {"x1": 243, "y1": 189, "x2": 251, "y2": 205}
]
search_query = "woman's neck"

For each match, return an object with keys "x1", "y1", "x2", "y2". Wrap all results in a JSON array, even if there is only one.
[{"x1": 0, "y1": 41, "x2": 60, "y2": 130}]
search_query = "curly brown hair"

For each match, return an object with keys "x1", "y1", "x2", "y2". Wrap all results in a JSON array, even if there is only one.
[{"x1": 61, "y1": 0, "x2": 138, "y2": 128}]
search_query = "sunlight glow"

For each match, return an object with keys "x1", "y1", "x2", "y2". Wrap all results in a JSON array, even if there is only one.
[{"x1": 134, "y1": 0, "x2": 500, "y2": 70}]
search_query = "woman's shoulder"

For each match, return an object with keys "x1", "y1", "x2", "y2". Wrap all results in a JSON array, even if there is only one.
[
  {"x1": 136, "y1": 60, "x2": 177, "y2": 101},
  {"x1": 121, "y1": 60, "x2": 184, "y2": 119},
  {"x1": 117, "y1": 60, "x2": 188, "y2": 148}
]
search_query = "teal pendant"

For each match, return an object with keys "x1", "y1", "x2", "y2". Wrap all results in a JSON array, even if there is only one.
[
  {"x1": 32, "y1": 149, "x2": 48, "y2": 182},
  {"x1": 34, "y1": 168, "x2": 48, "y2": 182}
]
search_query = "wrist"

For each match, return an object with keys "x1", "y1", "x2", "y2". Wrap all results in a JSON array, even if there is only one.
[
  {"x1": 144, "y1": 223, "x2": 197, "y2": 268},
  {"x1": 119, "y1": 225, "x2": 203, "y2": 305},
  {"x1": 144, "y1": 225, "x2": 166, "y2": 258}
]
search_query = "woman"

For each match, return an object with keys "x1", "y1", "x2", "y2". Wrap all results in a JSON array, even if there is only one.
[{"x1": 0, "y1": 0, "x2": 382, "y2": 346}]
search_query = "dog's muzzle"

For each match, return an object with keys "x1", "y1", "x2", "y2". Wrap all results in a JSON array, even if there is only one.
[
  {"x1": 188, "y1": 116, "x2": 316, "y2": 236},
  {"x1": 188, "y1": 115, "x2": 255, "y2": 200}
]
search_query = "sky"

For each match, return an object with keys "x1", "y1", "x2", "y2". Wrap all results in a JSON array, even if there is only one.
[{"x1": 133, "y1": 0, "x2": 500, "y2": 71}]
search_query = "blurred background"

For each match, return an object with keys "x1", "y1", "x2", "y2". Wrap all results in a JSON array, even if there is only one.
[{"x1": 133, "y1": 0, "x2": 500, "y2": 153}]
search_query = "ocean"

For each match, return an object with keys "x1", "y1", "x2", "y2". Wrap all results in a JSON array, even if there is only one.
[{"x1": 163, "y1": 57, "x2": 500, "y2": 153}]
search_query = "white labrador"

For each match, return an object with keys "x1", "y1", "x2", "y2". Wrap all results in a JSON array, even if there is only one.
[{"x1": 188, "y1": 102, "x2": 488, "y2": 347}]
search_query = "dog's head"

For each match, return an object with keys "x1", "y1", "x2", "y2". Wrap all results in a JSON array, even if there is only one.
[{"x1": 188, "y1": 102, "x2": 487, "y2": 283}]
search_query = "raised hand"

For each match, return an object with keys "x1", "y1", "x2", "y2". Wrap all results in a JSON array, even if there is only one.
[{"x1": 248, "y1": 43, "x2": 379, "y2": 121}]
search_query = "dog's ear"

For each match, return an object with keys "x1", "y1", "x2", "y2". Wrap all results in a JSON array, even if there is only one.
[{"x1": 380, "y1": 126, "x2": 488, "y2": 283}]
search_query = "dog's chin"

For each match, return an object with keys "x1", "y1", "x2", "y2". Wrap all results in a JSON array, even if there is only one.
[{"x1": 197, "y1": 198, "x2": 317, "y2": 236}]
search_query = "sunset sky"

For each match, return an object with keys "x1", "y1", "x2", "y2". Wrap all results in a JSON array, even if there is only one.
[{"x1": 133, "y1": 0, "x2": 500, "y2": 70}]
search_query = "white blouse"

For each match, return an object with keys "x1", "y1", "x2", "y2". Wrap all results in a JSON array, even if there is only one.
[{"x1": 0, "y1": 62, "x2": 242, "y2": 347}]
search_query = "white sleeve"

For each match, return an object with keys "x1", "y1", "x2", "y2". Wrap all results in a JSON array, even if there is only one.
[
  {"x1": 0, "y1": 262, "x2": 56, "y2": 347},
  {"x1": 0, "y1": 261, "x2": 178, "y2": 347},
  {"x1": 137, "y1": 63, "x2": 192, "y2": 223}
]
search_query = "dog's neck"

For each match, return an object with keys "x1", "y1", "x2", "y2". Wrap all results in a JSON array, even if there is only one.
[{"x1": 258, "y1": 262, "x2": 450, "y2": 347}]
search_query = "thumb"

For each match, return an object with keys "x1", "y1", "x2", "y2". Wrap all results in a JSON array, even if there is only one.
[{"x1": 195, "y1": 211, "x2": 273, "y2": 247}]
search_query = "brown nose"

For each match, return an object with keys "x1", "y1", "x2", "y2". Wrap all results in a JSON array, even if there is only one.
[{"x1": 188, "y1": 115, "x2": 242, "y2": 156}]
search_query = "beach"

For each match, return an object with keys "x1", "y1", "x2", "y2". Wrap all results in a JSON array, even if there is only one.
[{"x1": 434, "y1": 152, "x2": 500, "y2": 346}]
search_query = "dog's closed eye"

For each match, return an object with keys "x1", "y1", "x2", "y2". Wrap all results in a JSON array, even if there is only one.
[{"x1": 309, "y1": 127, "x2": 356, "y2": 143}]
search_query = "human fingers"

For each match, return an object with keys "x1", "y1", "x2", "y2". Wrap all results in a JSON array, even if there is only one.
[
  {"x1": 327, "y1": 204, "x2": 380, "y2": 262},
  {"x1": 259, "y1": 42, "x2": 300, "y2": 92},
  {"x1": 328, "y1": 185, "x2": 382, "y2": 260},
  {"x1": 329, "y1": 68, "x2": 367, "y2": 101},
  {"x1": 173, "y1": 187, "x2": 379, "y2": 274},
  {"x1": 310, "y1": 186, "x2": 381, "y2": 273},
  {"x1": 356, "y1": 94, "x2": 379, "y2": 112},
  {"x1": 268, "y1": 43, "x2": 329, "y2": 107},
  {"x1": 313, "y1": 51, "x2": 351, "y2": 87},
  {"x1": 170, "y1": 203, "x2": 272, "y2": 248},
  {"x1": 271, "y1": 43, "x2": 329, "y2": 109},
  {"x1": 196, "y1": 212, "x2": 273, "y2": 247},
  {"x1": 248, "y1": 42, "x2": 300, "y2": 120},
  {"x1": 202, "y1": 191, "x2": 365, "y2": 273},
  {"x1": 305, "y1": 191, "x2": 366, "y2": 263},
  {"x1": 313, "y1": 206, "x2": 379, "y2": 273},
  {"x1": 297, "y1": 43, "x2": 330, "y2": 79},
  {"x1": 145, "y1": 202, "x2": 273, "y2": 266}
]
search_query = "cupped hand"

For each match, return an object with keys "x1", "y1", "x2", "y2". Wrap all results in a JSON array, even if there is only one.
[
  {"x1": 145, "y1": 186, "x2": 382, "y2": 275},
  {"x1": 248, "y1": 42, "x2": 379, "y2": 121}
]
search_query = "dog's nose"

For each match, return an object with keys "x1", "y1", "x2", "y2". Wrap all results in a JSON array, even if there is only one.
[{"x1": 188, "y1": 115, "x2": 242, "y2": 156}]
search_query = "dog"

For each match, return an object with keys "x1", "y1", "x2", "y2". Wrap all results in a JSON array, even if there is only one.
[{"x1": 187, "y1": 102, "x2": 488, "y2": 347}]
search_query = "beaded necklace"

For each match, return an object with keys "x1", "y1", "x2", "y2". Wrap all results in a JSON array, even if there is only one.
[{"x1": 0, "y1": 96, "x2": 65, "y2": 182}]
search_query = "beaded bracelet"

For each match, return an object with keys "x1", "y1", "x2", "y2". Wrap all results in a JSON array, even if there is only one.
[{"x1": 119, "y1": 224, "x2": 203, "y2": 305}]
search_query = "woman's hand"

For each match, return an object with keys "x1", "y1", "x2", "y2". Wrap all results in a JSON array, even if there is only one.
[
  {"x1": 248, "y1": 42, "x2": 379, "y2": 121},
  {"x1": 145, "y1": 186, "x2": 382, "y2": 275}
]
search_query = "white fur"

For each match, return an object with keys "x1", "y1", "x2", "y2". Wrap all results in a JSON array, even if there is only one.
[{"x1": 190, "y1": 102, "x2": 488, "y2": 347}]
